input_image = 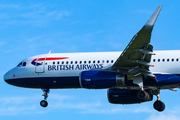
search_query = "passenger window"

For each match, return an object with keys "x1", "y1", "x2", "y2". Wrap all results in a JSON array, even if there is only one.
[
  {"x1": 167, "y1": 59, "x2": 169, "y2": 62},
  {"x1": 22, "y1": 62, "x2": 26, "y2": 66},
  {"x1": 102, "y1": 60, "x2": 104, "y2": 63},
  {"x1": 158, "y1": 59, "x2": 160, "y2": 62},
  {"x1": 80, "y1": 61, "x2": 82, "y2": 64},
  {"x1": 97, "y1": 60, "x2": 100, "y2": 63},
  {"x1": 93, "y1": 60, "x2": 95, "y2": 63},
  {"x1": 57, "y1": 61, "x2": 60, "y2": 64},
  {"x1": 107, "y1": 60, "x2": 109, "y2": 63},
  {"x1": 17, "y1": 62, "x2": 22, "y2": 67},
  {"x1": 71, "y1": 61, "x2": 73, "y2": 64},
  {"x1": 153, "y1": 59, "x2": 155, "y2": 62},
  {"x1": 84, "y1": 61, "x2": 86, "y2": 64},
  {"x1": 53, "y1": 62, "x2": 55, "y2": 64},
  {"x1": 89, "y1": 61, "x2": 91, "y2": 64},
  {"x1": 62, "y1": 61, "x2": 64, "y2": 64},
  {"x1": 111, "y1": 60, "x2": 113, "y2": 63},
  {"x1": 66, "y1": 61, "x2": 68, "y2": 64},
  {"x1": 162, "y1": 59, "x2": 165, "y2": 62},
  {"x1": 177, "y1": 58, "x2": 179, "y2": 62},
  {"x1": 172, "y1": 59, "x2": 174, "y2": 62},
  {"x1": 75, "y1": 61, "x2": 77, "y2": 64}
]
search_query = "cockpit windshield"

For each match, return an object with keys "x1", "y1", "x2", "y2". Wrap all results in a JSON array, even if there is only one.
[
  {"x1": 23, "y1": 62, "x2": 26, "y2": 66},
  {"x1": 17, "y1": 62, "x2": 26, "y2": 67}
]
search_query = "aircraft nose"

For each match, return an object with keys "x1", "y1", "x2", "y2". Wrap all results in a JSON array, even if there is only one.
[
  {"x1": 4, "y1": 67, "x2": 30, "y2": 87},
  {"x1": 4, "y1": 68, "x2": 17, "y2": 85},
  {"x1": 4, "y1": 70, "x2": 12, "y2": 84}
]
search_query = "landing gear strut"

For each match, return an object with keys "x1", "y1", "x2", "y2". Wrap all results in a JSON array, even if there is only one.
[
  {"x1": 40, "y1": 88, "x2": 50, "y2": 108},
  {"x1": 152, "y1": 90, "x2": 165, "y2": 112}
]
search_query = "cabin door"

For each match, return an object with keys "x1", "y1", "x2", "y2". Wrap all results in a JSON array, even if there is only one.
[{"x1": 35, "y1": 56, "x2": 46, "y2": 73}]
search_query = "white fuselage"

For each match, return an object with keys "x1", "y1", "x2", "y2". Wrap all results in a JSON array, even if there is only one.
[{"x1": 4, "y1": 50, "x2": 180, "y2": 89}]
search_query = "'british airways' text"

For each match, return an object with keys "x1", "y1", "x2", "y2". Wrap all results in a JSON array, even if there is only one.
[{"x1": 48, "y1": 64, "x2": 103, "y2": 71}]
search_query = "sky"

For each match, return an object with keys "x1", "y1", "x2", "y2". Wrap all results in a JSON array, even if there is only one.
[{"x1": 1, "y1": 0, "x2": 180, "y2": 120}]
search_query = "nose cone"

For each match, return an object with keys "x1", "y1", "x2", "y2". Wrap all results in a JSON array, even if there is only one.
[
  {"x1": 4, "y1": 67, "x2": 20, "y2": 86},
  {"x1": 4, "y1": 67, "x2": 32, "y2": 87},
  {"x1": 4, "y1": 69, "x2": 14, "y2": 84}
]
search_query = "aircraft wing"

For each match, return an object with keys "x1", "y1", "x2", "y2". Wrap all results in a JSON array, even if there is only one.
[{"x1": 111, "y1": 5, "x2": 162, "y2": 78}]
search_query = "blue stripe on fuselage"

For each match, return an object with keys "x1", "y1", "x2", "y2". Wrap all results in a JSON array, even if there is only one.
[{"x1": 4, "y1": 74, "x2": 180, "y2": 89}]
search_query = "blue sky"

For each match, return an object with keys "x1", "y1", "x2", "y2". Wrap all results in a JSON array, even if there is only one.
[{"x1": 1, "y1": 0, "x2": 180, "y2": 120}]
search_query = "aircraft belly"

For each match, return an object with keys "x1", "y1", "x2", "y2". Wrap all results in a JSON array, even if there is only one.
[{"x1": 5, "y1": 76, "x2": 81, "y2": 89}]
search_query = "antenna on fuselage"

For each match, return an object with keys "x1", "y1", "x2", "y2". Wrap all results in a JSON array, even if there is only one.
[{"x1": 48, "y1": 50, "x2": 51, "y2": 54}]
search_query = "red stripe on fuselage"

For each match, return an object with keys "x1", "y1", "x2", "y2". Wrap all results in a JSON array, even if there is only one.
[{"x1": 32, "y1": 57, "x2": 69, "y2": 62}]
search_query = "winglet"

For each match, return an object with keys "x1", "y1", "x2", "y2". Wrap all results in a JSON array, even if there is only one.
[{"x1": 140, "y1": 5, "x2": 162, "y2": 33}]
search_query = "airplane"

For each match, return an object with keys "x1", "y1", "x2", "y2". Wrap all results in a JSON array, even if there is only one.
[{"x1": 4, "y1": 5, "x2": 179, "y2": 112}]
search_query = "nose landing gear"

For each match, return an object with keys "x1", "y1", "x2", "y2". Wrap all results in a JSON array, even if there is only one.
[{"x1": 40, "y1": 88, "x2": 50, "y2": 108}]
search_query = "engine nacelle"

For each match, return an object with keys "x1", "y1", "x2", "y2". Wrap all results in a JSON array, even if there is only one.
[
  {"x1": 107, "y1": 89, "x2": 153, "y2": 104},
  {"x1": 79, "y1": 70, "x2": 126, "y2": 89}
]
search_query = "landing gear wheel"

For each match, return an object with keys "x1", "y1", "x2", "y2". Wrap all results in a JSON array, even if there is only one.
[
  {"x1": 137, "y1": 90, "x2": 149, "y2": 101},
  {"x1": 153, "y1": 100, "x2": 165, "y2": 112},
  {"x1": 40, "y1": 100, "x2": 48, "y2": 107}
]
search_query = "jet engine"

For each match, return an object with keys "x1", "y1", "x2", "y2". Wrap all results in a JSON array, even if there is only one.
[
  {"x1": 79, "y1": 70, "x2": 126, "y2": 89},
  {"x1": 107, "y1": 89, "x2": 153, "y2": 104}
]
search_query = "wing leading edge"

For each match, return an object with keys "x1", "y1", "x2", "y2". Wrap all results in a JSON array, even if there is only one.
[{"x1": 111, "y1": 5, "x2": 162, "y2": 79}]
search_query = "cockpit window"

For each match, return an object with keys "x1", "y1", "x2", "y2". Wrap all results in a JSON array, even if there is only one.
[
  {"x1": 17, "y1": 62, "x2": 22, "y2": 67},
  {"x1": 22, "y1": 62, "x2": 26, "y2": 66},
  {"x1": 17, "y1": 62, "x2": 26, "y2": 67}
]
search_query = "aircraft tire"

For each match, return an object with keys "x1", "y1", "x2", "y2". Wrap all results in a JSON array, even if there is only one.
[
  {"x1": 144, "y1": 92, "x2": 149, "y2": 101},
  {"x1": 40, "y1": 100, "x2": 48, "y2": 107},
  {"x1": 137, "y1": 90, "x2": 149, "y2": 101},
  {"x1": 153, "y1": 100, "x2": 165, "y2": 112}
]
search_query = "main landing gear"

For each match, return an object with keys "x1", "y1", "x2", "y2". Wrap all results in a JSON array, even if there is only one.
[
  {"x1": 137, "y1": 89, "x2": 165, "y2": 112},
  {"x1": 40, "y1": 88, "x2": 50, "y2": 108},
  {"x1": 133, "y1": 73, "x2": 165, "y2": 112},
  {"x1": 153, "y1": 90, "x2": 165, "y2": 112}
]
